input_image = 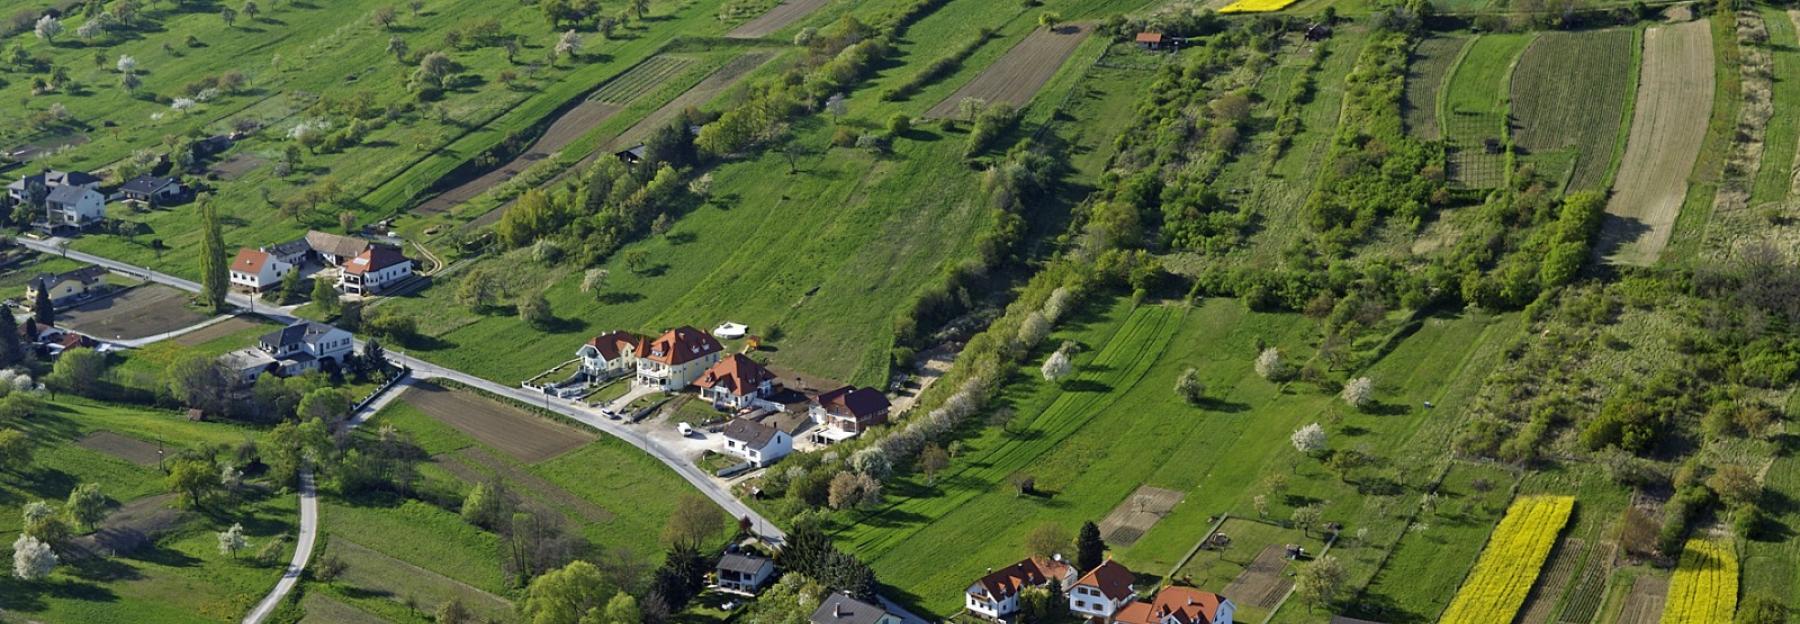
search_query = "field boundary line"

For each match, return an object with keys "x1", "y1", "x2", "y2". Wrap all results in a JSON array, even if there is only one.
[{"x1": 1166, "y1": 513, "x2": 1232, "y2": 580}]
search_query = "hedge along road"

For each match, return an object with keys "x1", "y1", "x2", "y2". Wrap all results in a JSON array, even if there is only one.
[{"x1": 11, "y1": 237, "x2": 789, "y2": 618}]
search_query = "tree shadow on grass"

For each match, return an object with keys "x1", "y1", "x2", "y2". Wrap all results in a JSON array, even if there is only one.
[
  {"x1": 597, "y1": 291, "x2": 643, "y2": 305},
  {"x1": 1058, "y1": 379, "x2": 1112, "y2": 394}
]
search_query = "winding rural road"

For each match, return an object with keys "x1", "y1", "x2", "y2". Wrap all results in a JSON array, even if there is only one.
[{"x1": 13, "y1": 237, "x2": 787, "y2": 620}]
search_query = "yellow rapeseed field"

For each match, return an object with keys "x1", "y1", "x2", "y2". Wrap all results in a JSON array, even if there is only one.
[
  {"x1": 1437, "y1": 495, "x2": 1575, "y2": 624},
  {"x1": 1660, "y1": 539, "x2": 1738, "y2": 624},
  {"x1": 1218, "y1": 0, "x2": 1301, "y2": 13}
]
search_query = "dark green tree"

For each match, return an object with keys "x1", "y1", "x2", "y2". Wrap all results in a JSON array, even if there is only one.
[
  {"x1": 0, "y1": 304, "x2": 22, "y2": 367},
  {"x1": 32, "y1": 284, "x2": 53, "y2": 326},
  {"x1": 1076, "y1": 521, "x2": 1106, "y2": 573},
  {"x1": 198, "y1": 198, "x2": 229, "y2": 313}
]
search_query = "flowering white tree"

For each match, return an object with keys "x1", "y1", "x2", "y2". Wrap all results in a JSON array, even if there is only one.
[
  {"x1": 1291, "y1": 423, "x2": 1328, "y2": 456},
  {"x1": 170, "y1": 98, "x2": 196, "y2": 112},
  {"x1": 554, "y1": 30, "x2": 582, "y2": 60},
  {"x1": 116, "y1": 54, "x2": 137, "y2": 74},
  {"x1": 34, "y1": 15, "x2": 62, "y2": 43},
  {"x1": 1043, "y1": 287, "x2": 1075, "y2": 325},
  {"x1": 77, "y1": 18, "x2": 107, "y2": 41},
  {"x1": 12, "y1": 535, "x2": 56, "y2": 580},
  {"x1": 1255, "y1": 347, "x2": 1288, "y2": 381},
  {"x1": 850, "y1": 446, "x2": 891, "y2": 480},
  {"x1": 1340, "y1": 377, "x2": 1374, "y2": 410},
  {"x1": 1041, "y1": 349, "x2": 1071, "y2": 382},
  {"x1": 1017, "y1": 311, "x2": 1050, "y2": 351},
  {"x1": 217, "y1": 522, "x2": 247, "y2": 558}
]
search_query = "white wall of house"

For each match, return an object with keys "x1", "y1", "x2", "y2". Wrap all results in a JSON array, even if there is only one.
[
  {"x1": 636, "y1": 352, "x2": 722, "y2": 390},
  {"x1": 965, "y1": 588, "x2": 1017, "y2": 619},
  {"x1": 579, "y1": 346, "x2": 636, "y2": 378},
  {"x1": 1069, "y1": 586, "x2": 1131, "y2": 620},
  {"x1": 51, "y1": 190, "x2": 105, "y2": 225},
  {"x1": 339, "y1": 260, "x2": 414, "y2": 294},
  {"x1": 230, "y1": 258, "x2": 293, "y2": 291},
  {"x1": 724, "y1": 431, "x2": 792, "y2": 466}
]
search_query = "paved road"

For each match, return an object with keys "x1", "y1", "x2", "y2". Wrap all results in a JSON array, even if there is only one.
[{"x1": 17, "y1": 238, "x2": 785, "y2": 530}]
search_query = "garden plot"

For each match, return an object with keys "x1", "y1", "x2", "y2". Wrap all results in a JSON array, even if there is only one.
[
  {"x1": 589, "y1": 56, "x2": 697, "y2": 104},
  {"x1": 605, "y1": 52, "x2": 777, "y2": 152},
  {"x1": 727, "y1": 0, "x2": 833, "y2": 39},
  {"x1": 67, "y1": 494, "x2": 185, "y2": 559},
  {"x1": 173, "y1": 316, "x2": 264, "y2": 346},
  {"x1": 59, "y1": 284, "x2": 211, "y2": 341},
  {"x1": 399, "y1": 383, "x2": 594, "y2": 463},
  {"x1": 925, "y1": 25, "x2": 1092, "y2": 118},
  {"x1": 1096, "y1": 486, "x2": 1184, "y2": 548},
  {"x1": 77, "y1": 431, "x2": 165, "y2": 466},
  {"x1": 1598, "y1": 20, "x2": 1715, "y2": 266},
  {"x1": 1556, "y1": 542, "x2": 1614, "y2": 624},
  {"x1": 298, "y1": 594, "x2": 387, "y2": 624},
  {"x1": 1509, "y1": 29, "x2": 1638, "y2": 191},
  {"x1": 1517, "y1": 538, "x2": 1585, "y2": 624},
  {"x1": 209, "y1": 152, "x2": 266, "y2": 180},
  {"x1": 1616, "y1": 575, "x2": 1668, "y2": 624},
  {"x1": 1220, "y1": 545, "x2": 1294, "y2": 610}
]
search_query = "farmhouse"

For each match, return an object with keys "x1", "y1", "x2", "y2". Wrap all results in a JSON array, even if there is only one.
[
  {"x1": 1070, "y1": 560, "x2": 1139, "y2": 621},
  {"x1": 228, "y1": 248, "x2": 294, "y2": 292},
  {"x1": 303, "y1": 230, "x2": 372, "y2": 266},
  {"x1": 964, "y1": 556, "x2": 1077, "y2": 620},
  {"x1": 721, "y1": 417, "x2": 792, "y2": 467},
  {"x1": 810, "y1": 593, "x2": 901, "y2": 624},
  {"x1": 1112, "y1": 587, "x2": 1235, "y2": 624},
  {"x1": 579, "y1": 330, "x2": 649, "y2": 380},
  {"x1": 260, "y1": 239, "x2": 312, "y2": 266},
  {"x1": 636, "y1": 326, "x2": 725, "y2": 391},
  {"x1": 219, "y1": 320, "x2": 353, "y2": 382},
  {"x1": 25, "y1": 266, "x2": 107, "y2": 307},
  {"x1": 5, "y1": 169, "x2": 100, "y2": 202},
  {"x1": 809, "y1": 385, "x2": 891, "y2": 444},
  {"x1": 337, "y1": 244, "x2": 415, "y2": 295},
  {"x1": 43, "y1": 185, "x2": 106, "y2": 227},
  {"x1": 117, "y1": 175, "x2": 185, "y2": 205},
  {"x1": 716, "y1": 552, "x2": 777, "y2": 595},
  {"x1": 695, "y1": 353, "x2": 778, "y2": 410}
]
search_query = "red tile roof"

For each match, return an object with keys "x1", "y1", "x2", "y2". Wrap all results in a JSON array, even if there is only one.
[
  {"x1": 341, "y1": 244, "x2": 410, "y2": 275},
  {"x1": 645, "y1": 326, "x2": 723, "y2": 366},
  {"x1": 231, "y1": 248, "x2": 274, "y2": 274},
  {"x1": 1136, "y1": 32, "x2": 1164, "y2": 43},
  {"x1": 695, "y1": 353, "x2": 776, "y2": 397},
  {"x1": 586, "y1": 330, "x2": 649, "y2": 361},
  {"x1": 1075, "y1": 560, "x2": 1137, "y2": 603},
  {"x1": 969, "y1": 557, "x2": 1074, "y2": 600},
  {"x1": 816, "y1": 385, "x2": 891, "y2": 424},
  {"x1": 1115, "y1": 587, "x2": 1228, "y2": 624}
]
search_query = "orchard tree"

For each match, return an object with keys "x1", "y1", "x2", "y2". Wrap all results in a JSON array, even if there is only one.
[
  {"x1": 555, "y1": 30, "x2": 582, "y2": 62},
  {"x1": 220, "y1": 7, "x2": 236, "y2": 27},
  {"x1": 65, "y1": 482, "x2": 107, "y2": 531},
  {"x1": 1340, "y1": 377, "x2": 1373, "y2": 410},
  {"x1": 1175, "y1": 367, "x2": 1205, "y2": 405},
  {"x1": 661, "y1": 493, "x2": 724, "y2": 550},
  {"x1": 1255, "y1": 347, "x2": 1289, "y2": 381},
  {"x1": 522, "y1": 560, "x2": 617, "y2": 624},
  {"x1": 1294, "y1": 555, "x2": 1346, "y2": 609},
  {"x1": 918, "y1": 444, "x2": 949, "y2": 485},
  {"x1": 35, "y1": 15, "x2": 62, "y2": 43},
  {"x1": 0, "y1": 428, "x2": 32, "y2": 474},
  {"x1": 1023, "y1": 522, "x2": 1072, "y2": 559},
  {"x1": 387, "y1": 35, "x2": 408, "y2": 63},
  {"x1": 1291, "y1": 505, "x2": 1323, "y2": 537},
  {"x1": 1291, "y1": 423, "x2": 1328, "y2": 456},
  {"x1": 218, "y1": 522, "x2": 247, "y2": 558},
  {"x1": 243, "y1": 1, "x2": 260, "y2": 22},
  {"x1": 1040, "y1": 349, "x2": 1071, "y2": 382},
  {"x1": 11, "y1": 535, "x2": 56, "y2": 580}
]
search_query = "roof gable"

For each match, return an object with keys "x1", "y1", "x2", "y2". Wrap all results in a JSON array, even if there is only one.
[
  {"x1": 722, "y1": 418, "x2": 781, "y2": 449},
  {"x1": 232, "y1": 248, "x2": 274, "y2": 274},
  {"x1": 695, "y1": 353, "x2": 775, "y2": 396},
  {"x1": 645, "y1": 326, "x2": 723, "y2": 365},
  {"x1": 1075, "y1": 560, "x2": 1137, "y2": 602}
]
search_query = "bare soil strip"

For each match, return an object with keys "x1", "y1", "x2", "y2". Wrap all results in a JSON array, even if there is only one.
[
  {"x1": 1597, "y1": 20, "x2": 1715, "y2": 266},
  {"x1": 69, "y1": 494, "x2": 184, "y2": 558},
  {"x1": 925, "y1": 25, "x2": 1093, "y2": 119},
  {"x1": 1096, "y1": 486, "x2": 1184, "y2": 548},
  {"x1": 727, "y1": 0, "x2": 832, "y2": 39},
  {"x1": 78, "y1": 431, "x2": 165, "y2": 466},
  {"x1": 1615, "y1": 574, "x2": 1669, "y2": 624},
  {"x1": 440, "y1": 446, "x2": 616, "y2": 523},
  {"x1": 1519, "y1": 538, "x2": 1585, "y2": 624},
  {"x1": 400, "y1": 382, "x2": 593, "y2": 463},
  {"x1": 173, "y1": 315, "x2": 262, "y2": 346},
  {"x1": 1221, "y1": 545, "x2": 1294, "y2": 609},
  {"x1": 60, "y1": 284, "x2": 211, "y2": 341}
]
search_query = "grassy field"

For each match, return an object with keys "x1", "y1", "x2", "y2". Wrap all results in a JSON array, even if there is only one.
[
  {"x1": 826, "y1": 295, "x2": 1520, "y2": 622},
  {"x1": 1750, "y1": 7, "x2": 1800, "y2": 206},
  {"x1": 1658, "y1": 13, "x2": 1738, "y2": 265},
  {"x1": 1441, "y1": 33, "x2": 1533, "y2": 189},
  {"x1": 0, "y1": 397, "x2": 295, "y2": 623},
  {"x1": 1509, "y1": 29, "x2": 1638, "y2": 192}
]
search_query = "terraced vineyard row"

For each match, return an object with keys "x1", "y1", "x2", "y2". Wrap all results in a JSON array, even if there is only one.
[{"x1": 590, "y1": 56, "x2": 696, "y2": 104}]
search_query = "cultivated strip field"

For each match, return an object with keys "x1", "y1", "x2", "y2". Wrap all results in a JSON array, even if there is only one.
[
  {"x1": 173, "y1": 316, "x2": 261, "y2": 346},
  {"x1": 1598, "y1": 20, "x2": 1715, "y2": 265},
  {"x1": 1510, "y1": 29, "x2": 1638, "y2": 191},
  {"x1": 1518, "y1": 538, "x2": 1585, "y2": 624},
  {"x1": 1095, "y1": 485, "x2": 1183, "y2": 547},
  {"x1": 1221, "y1": 545, "x2": 1294, "y2": 609},
  {"x1": 727, "y1": 0, "x2": 833, "y2": 39},
  {"x1": 1403, "y1": 36, "x2": 1470, "y2": 140},
  {"x1": 399, "y1": 383, "x2": 594, "y2": 462},
  {"x1": 1618, "y1": 575, "x2": 1669, "y2": 624},
  {"x1": 925, "y1": 25, "x2": 1092, "y2": 118},
  {"x1": 1439, "y1": 496, "x2": 1575, "y2": 624},
  {"x1": 60, "y1": 284, "x2": 211, "y2": 341},
  {"x1": 77, "y1": 431, "x2": 164, "y2": 466},
  {"x1": 589, "y1": 56, "x2": 696, "y2": 104}
]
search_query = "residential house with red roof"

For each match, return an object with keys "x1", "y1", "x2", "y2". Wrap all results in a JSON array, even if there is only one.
[
  {"x1": 1070, "y1": 560, "x2": 1139, "y2": 622},
  {"x1": 337, "y1": 244, "x2": 414, "y2": 295},
  {"x1": 1112, "y1": 586, "x2": 1234, "y2": 624},
  {"x1": 636, "y1": 326, "x2": 725, "y2": 391},
  {"x1": 695, "y1": 353, "x2": 779, "y2": 410},
  {"x1": 578, "y1": 330, "x2": 649, "y2": 381},
  {"x1": 228, "y1": 248, "x2": 293, "y2": 292},
  {"x1": 809, "y1": 385, "x2": 892, "y2": 444},
  {"x1": 964, "y1": 556, "x2": 1077, "y2": 620}
]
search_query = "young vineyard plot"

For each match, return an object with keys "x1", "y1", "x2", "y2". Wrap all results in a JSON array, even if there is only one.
[
  {"x1": 1597, "y1": 20, "x2": 1716, "y2": 265},
  {"x1": 1510, "y1": 29, "x2": 1639, "y2": 191},
  {"x1": 1661, "y1": 539, "x2": 1738, "y2": 624},
  {"x1": 1439, "y1": 495, "x2": 1576, "y2": 624}
]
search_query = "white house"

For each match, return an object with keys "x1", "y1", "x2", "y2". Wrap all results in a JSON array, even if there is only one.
[
  {"x1": 25, "y1": 266, "x2": 107, "y2": 307},
  {"x1": 716, "y1": 553, "x2": 777, "y2": 595},
  {"x1": 810, "y1": 385, "x2": 892, "y2": 444},
  {"x1": 635, "y1": 326, "x2": 724, "y2": 391},
  {"x1": 579, "y1": 330, "x2": 649, "y2": 380},
  {"x1": 1070, "y1": 560, "x2": 1138, "y2": 622},
  {"x1": 229, "y1": 248, "x2": 294, "y2": 292},
  {"x1": 43, "y1": 185, "x2": 105, "y2": 227},
  {"x1": 1111, "y1": 586, "x2": 1234, "y2": 624},
  {"x1": 219, "y1": 321, "x2": 354, "y2": 382},
  {"x1": 304, "y1": 230, "x2": 371, "y2": 266},
  {"x1": 721, "y1": 418, "x2": 792, "y2": 467},
  {"x1": 811, "y1": 593, "x2": 901, "y2": 624},
  {"x1": 965, "y1": 557, "x2": 1076, "y2": 620},
  {"x1": 337, "y1": 244, "x2": 414, "y2": 295},
  {"x1": 694, "y1": 353, "x2": 778, "y2": 411},
  {"x1": 118, "y1": 175, "x2": 185, "y2": 205},
  {"x1": 6, "y1": 169, "x2": 100, "y2": 202}
]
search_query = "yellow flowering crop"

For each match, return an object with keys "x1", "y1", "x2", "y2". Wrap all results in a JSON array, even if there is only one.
[
  {"x1": 1438, "y1": 495, "x2": 1575, "y2": 624},
  {"x1": 1218, "y1": 0, "x2": 1301, "y2": 14},
  {"x1": 1660, "y1": 539, "x2": 1737, "y2": 624}
]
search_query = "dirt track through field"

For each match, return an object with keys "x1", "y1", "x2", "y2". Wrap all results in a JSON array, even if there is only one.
[
  {"x1": 727, "y1": 0, "x2": 832, "y2": 39},
  {"x1": 1221, "y1": 545, "x2": 1293, "y2": 609},
  {"x1": 400, "y1": 382, "x2": 593, "y2": 462},
  {"x1": 925, "y1": 25, "x2": 1092, "y2": 119},
  {"x1": 1596, "y1": 20, "x2": 1714, "y2": 266},
  {"x1": 1615, "y1": 574, "x2": 1668, "y2": 624},
  {"x1": 78, "y1": 431, "x2": 165, "y2": 466},
  {"x1": 60, "y1": 284, "x2": 211, "y2": 341}
]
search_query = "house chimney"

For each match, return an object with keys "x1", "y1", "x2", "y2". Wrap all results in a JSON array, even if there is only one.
[{"x1": 834, "y1": 604, "x2": 842, "y2": 618}]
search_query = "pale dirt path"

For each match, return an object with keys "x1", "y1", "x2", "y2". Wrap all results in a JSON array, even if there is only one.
[
  {"x1": 727, "y1": 0, "x2": 832, "y2": 39},
  {"x1": 1597, "y1": 19, "x2": 1715, "y2": 266}
]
